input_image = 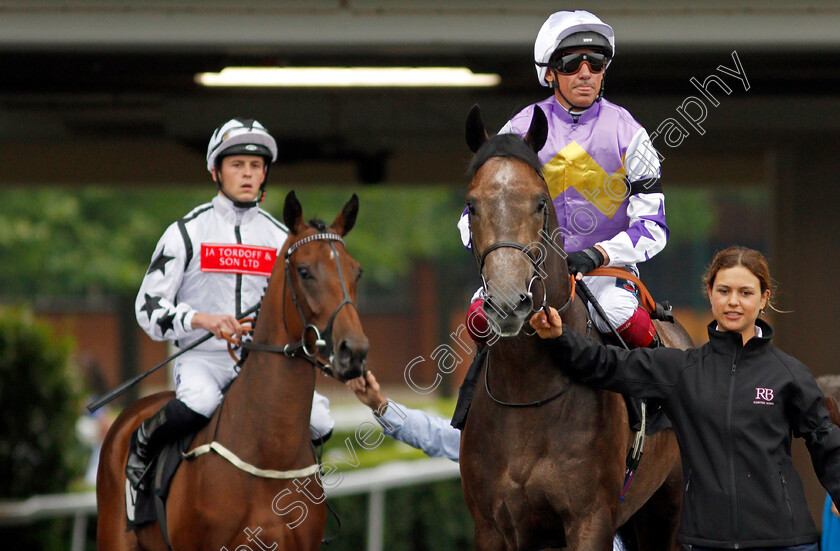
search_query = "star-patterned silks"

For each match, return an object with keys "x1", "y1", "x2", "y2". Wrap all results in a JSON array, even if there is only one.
[
  {"x1": 626, "y1": 220, "x2": 656, "y2": 248},
  {"x1": 147, "y1": 247, "x2": 174, "y2": 275},
  {"x1": 157, "y1": 312, "x2": 176, "y2": 335},
  {"x1": 140, "y1": 293, "x2": 163, "y2": 320},
  {"x1": 627, "y1": 199, "x2": 667, "y2": 247}
]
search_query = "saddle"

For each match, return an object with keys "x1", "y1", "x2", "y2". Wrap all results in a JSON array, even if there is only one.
[{"x1": 126, "y1": 430, "x2": 197, "y2": 534}]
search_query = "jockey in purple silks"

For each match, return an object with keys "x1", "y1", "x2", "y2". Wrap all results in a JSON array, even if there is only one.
[{"x1": 461, "y1": 10, "x2": 666, "y2": 349}]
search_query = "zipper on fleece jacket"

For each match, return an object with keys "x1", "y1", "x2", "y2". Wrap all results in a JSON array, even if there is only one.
[
  {"x1": 234, "y1": 223, "x2": 243, "y2": 318},
  {"x1": 779, "y1": 465, "x2": 796, "y2": 537},
  {"x1": 727, "y1": 349, "x2": 741, "y2": 547}
]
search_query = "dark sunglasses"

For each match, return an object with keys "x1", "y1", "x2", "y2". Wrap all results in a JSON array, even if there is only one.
[{"x1": 546, "y1": 52, "x2": 609, "y2": 74}]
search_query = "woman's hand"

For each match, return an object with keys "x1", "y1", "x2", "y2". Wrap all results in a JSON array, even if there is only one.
[{"x1": 529, "y1": 306, "x2": 564, "y2": 339}]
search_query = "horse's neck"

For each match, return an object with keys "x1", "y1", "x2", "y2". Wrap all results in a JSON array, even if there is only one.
[
  {"x1": 218, "y1": 288, "x2": 316, "y2": 466},
  {"x1": 491, "y1": 301, "x2": 591, "y2": 391},
  {"x1": 492, "y1": 335, "x2": 562, "y2": 387}
]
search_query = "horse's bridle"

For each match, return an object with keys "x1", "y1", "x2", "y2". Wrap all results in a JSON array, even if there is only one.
[
  {"x1": 468, "y1": 197, "x2": 576, "y2": 408},
  {"x1": 242, "y1": 231, "x2": 357, "y2": 377},
  {"x1": 469, "y1": 203, "x2": 574, "y2": 322}
]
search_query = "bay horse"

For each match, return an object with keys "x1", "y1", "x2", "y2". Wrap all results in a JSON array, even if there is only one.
[
  {"x1": 459, "y1": 106, "x2": 691, "y2": 551},
  {"x1": 97, "y1": 191, "x2": 368, "y2": 551}
]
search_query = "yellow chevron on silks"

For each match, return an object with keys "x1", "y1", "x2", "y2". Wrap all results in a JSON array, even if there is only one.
[{"x1": 542, "y1": 141, "x2": 628, "y2": 218}]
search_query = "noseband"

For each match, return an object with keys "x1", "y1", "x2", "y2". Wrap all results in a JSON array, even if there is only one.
[{"x1": 243, "y1": 231, "x2": 357, "y2": 377}]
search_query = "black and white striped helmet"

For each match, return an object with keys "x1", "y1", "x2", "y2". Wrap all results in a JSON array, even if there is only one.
[{"x1": 206, "y1": 118, "x2": 278, "y2": 173}]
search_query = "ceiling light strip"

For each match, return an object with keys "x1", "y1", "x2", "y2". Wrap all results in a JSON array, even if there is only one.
[{"x1": 196, "y1": 67, "x2": 501, "y2": 87}]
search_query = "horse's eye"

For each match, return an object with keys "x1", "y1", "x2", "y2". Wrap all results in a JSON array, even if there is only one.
[
  {"x1": 467, "y1": 200, "x2": 476, "y2": 216},
  {"x1": 297, "y1": 266, "x2": 313, "y2": 280},
  {"x1": 537, "y1": 198, "x2": 547, "y2": 212}
]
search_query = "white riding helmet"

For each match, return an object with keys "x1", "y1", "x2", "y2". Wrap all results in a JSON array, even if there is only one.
[
  {"x1": 206, "y1": 118, "x2": 278, "y2": 173},
  {"x1": 534, "y1": 10, "x2": 616, "y2": 87}
]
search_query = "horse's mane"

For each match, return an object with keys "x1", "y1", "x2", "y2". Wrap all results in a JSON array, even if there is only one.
[{"x1": 467, "y1": 133, "x2": 543, "y2": 179}]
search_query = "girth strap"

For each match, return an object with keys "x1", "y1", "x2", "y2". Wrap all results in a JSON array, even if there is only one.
[{"x1": 183, "y1": 441, "x2": 320, "y2": 479}]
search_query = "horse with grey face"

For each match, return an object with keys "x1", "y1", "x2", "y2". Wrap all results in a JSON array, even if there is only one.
[{"x1": 459, "y1": 105, "x2": 690, "y2": 551}]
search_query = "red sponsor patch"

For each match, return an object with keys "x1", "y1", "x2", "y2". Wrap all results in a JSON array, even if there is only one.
[{"x1": 200, "y1": 243, "x2": 278, "y2": 277}]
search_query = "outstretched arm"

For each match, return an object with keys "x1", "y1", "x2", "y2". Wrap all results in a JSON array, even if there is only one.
[
  {"x1": 529, "y1": 307, "x2": 684, "y2": 401},
  {"x1": 347, "y1": 372, "x2": 460, "y2": 461}
]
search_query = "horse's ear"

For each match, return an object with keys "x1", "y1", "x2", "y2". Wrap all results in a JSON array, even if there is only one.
[
  {"x1": 283, "y1": 190, "x2": 304, "y2": 234},
  {"x1": 524, "y1": 107, "x2": 548, "y2": 154},
  {"x1": 332, "y1": 193, "x2": 359, "y2": 237},
  {"x1": 466, "y1": 104, "x2": 488, "y2": 153}
]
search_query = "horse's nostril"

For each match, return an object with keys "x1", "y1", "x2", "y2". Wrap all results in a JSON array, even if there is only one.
[{"x1": 338, "y1": 338, "x2": 369, "y2": 364}]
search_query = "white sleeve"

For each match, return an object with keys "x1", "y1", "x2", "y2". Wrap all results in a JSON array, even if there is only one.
[
  {"x1": 309, "y1": 391, "x2": 335, "y2": 441},
  {"x1": 497, "y1": 120, "x2": 515, "y2": 135},
  {"x1": 597, "y1": 128, "x2": 668, "y2": 266},
  {"x1": 134, "y1": 224, "x2": 197, "y2": 342},
  {"x1": 457, "y1": 208, "x2": 472, "y2": 248},
  {"x1": 375, "y1": 401, "x2": 460, "y2": 462}
]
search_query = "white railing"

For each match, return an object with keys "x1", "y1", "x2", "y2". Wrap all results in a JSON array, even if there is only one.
[{"x1": 0, "y1": 458, "x2": 461, "y2": 551}]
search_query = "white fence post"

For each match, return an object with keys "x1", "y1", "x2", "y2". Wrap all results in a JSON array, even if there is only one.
[
  {"x1": 367, "y1": 488, "x2": 385, "y2": 551},
  {"x1": 71, "y1": 511, "x2": 87, "y2": 551}
]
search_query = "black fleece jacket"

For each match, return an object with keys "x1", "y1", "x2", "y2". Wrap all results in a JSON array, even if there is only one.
[{"x1": 550, "y1": 320, "x2": 840, "y2": 548}]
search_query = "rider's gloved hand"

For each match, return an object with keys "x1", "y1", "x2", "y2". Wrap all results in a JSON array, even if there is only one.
[
  {"x1": 466, "y1": 299, "x2": 490, "y2": 346},
  {"x1": 566, "y1": 246, "x2": 604, "y2": 277}
]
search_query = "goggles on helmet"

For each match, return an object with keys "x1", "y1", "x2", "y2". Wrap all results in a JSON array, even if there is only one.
[{"x1": 539, "y1": 52, "x2": 610, "y2": 75}]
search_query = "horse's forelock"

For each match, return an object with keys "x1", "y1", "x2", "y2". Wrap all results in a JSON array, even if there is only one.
[
  {"x1": 308, "y1": 219, "x2": 329, "y2": 232},
  {"x1": 467, "y1": 134, "x2": 543, "y2": 180}
]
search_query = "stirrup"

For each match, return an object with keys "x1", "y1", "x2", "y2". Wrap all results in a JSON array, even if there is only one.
[
  {"x1": 125, "y1": 430, "x2": 155, "y2": 492},
  {"x1": 126, "y1": 461, "x2": 155, "y2": 492},
  {"x1": 648, "y1": 332, "x2": 663, "y2": 349}
]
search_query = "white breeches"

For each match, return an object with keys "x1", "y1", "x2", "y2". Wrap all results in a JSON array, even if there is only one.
[
  {"x1": 173, "y1": 350, "x2": 334, "y2": 440},
  {"x1": 581, "y1": 265, "x2": 640, "y2": 333}
]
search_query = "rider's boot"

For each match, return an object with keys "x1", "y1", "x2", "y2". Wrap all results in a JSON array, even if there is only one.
[
  {"x1": 465, "y1": 298, "x2": 491, "y2": 348},
  {"x1": 616, "y1": 306, "x2": 657, "y2": 349},
  {"x1": 125, "y1": 399, "x2": 208, "y2": 492}
]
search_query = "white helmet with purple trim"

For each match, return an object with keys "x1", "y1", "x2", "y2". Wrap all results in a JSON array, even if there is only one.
[{"x1": 534, "y1": 10, "x2": 615, "y2": 87}]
